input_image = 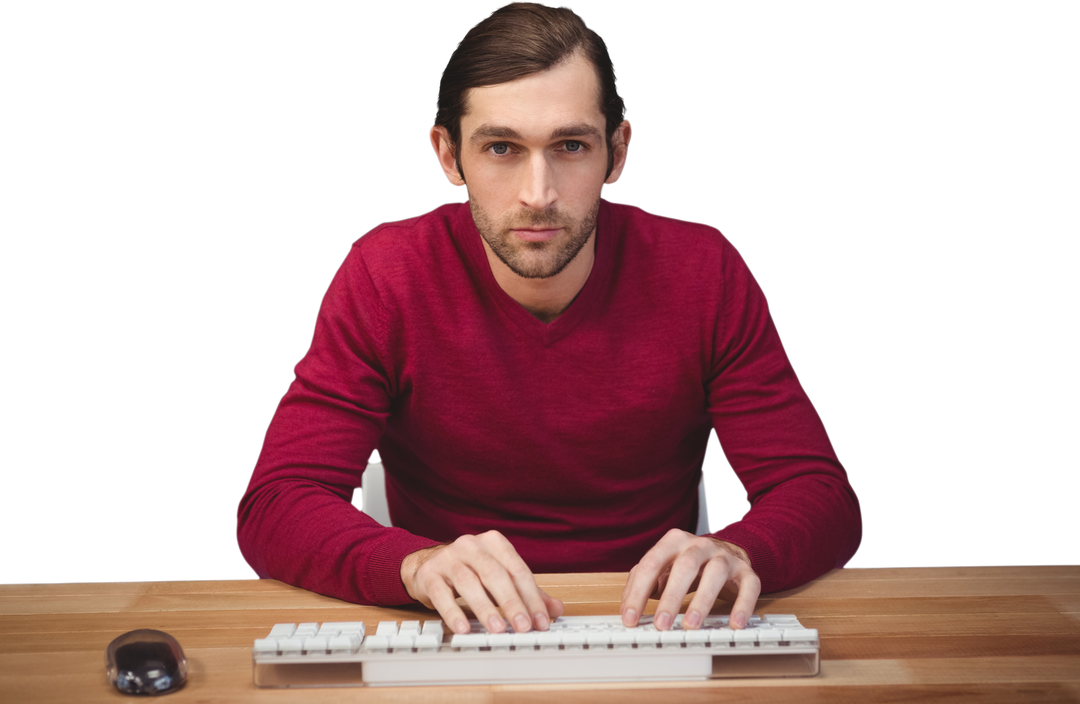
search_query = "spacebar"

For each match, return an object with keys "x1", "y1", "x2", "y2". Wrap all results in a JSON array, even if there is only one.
[{"x1": 364, "y1": 651, "x2": 713, "y2": 685}]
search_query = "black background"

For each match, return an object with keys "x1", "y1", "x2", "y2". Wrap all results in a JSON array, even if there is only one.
[{"x1": 6, "y1": 2, "x2": 1071, "y2": 583}]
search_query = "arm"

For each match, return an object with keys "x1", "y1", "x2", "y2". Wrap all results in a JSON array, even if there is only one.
[
  {"x1": 622, "y1": 240, "x2": 861, "y2": 628},
  {"x1": 237, "y1": 245, "x2": 439, "y2": 605},
  {"x1": 237, "y1": 243, "x2": 563, "y2": 625},
  {"x1": 706, "y1": 244, "x2": 861, "y2": 592}
]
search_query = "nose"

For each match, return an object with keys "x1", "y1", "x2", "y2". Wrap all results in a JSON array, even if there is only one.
[{"x1": 518, "y1": 152, "x2": 558, "y2": 210}]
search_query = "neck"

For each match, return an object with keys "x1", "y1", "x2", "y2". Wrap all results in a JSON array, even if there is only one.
[{"x1": 481, "y1": 232, "x2": 596, "y2": 324}]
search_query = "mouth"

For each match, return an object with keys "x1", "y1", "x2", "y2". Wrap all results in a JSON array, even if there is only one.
[{"x1": 511, "y1": 227, "x2": 562, "y2": 243}]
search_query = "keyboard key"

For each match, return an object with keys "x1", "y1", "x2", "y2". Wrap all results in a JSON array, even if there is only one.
[
  {"x1": 511, "y1": 632, "x2": 539, "y2": 647},
  {"x1": 375, "y1": 621, "x2": 399, "y2": 637},
  {"x1": 708, "y1": 628, "x2": 735, "y2": 645},
  {"x1": 450, "y1": 633, "x2": 487, "y2": 648},
  {"x1": 683, "y1": 630, "x2": 709, "y2": 644},
  {"x1": 758, "y1": 630, "x2": 782, "y2": 647},
  {"x1": 634, "y1": 630, "x2": 661, "y2": 645},
  {"x1": 338, "y1": 623, "x2": 365, "y2": 637},
  {"x1": 328, "y1": 635, "x2": 360, "y2": 654},
  {"x1": 279, "y1": 637, "x2": 304, "y2": 655},
  {"x1": 319, "y1": 622, "x2": 365, "y2": 639},
  {"x1": 487, "y1": 633, "x2": 512, "y2": 649},
  {"x1": 389, "y1": 635, "x2": 415, "y2": 649},
  {"x1": 733, "y1": 630, "x2": 758, "y2": 647},
  {"x1": 253, "y1": 638, "x2": 278, "y2": 654},
  {"x1": 304, "y1": 636, "x2": 329, "y2": 654},
  {"x1": 535, "y1": 632, "x2": 561, "y2": 648},
  {"x1": 362, "y1": 635, "x2": 390, "y2": 650},
  {"x1": 764, "y1": 608, "x2": 799, "y2": 621},
  {"x1": 268, "y1": 623, "x2": 296, "y2": 639},
  {"x1": 586, "y1": 631, "x2": 612, "y2": 646},
  {"x1": 561, "y1": 631, "x2": 587, "y2": 647},
  {"x1": 414, "y1": 634, "x2": 440, "y2": 650},
  {"x1": 783, "y1": 628, "x2": 819, "y2": 644}
]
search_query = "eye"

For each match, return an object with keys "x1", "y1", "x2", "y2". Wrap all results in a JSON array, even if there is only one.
[{"x1": 488, "y1": 139, "x2": 591, "y2": 157}]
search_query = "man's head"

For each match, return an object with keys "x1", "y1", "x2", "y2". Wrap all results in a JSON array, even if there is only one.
[
  {"x1": 431, "y1": 3, "x2": 631, "y2": 282},
  {"x1": 434, "y1": 3, "x2": 626, "y2": 180}
]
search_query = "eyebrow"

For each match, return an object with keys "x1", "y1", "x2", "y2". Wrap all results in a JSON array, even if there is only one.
[{"x1": 469, "y1": 123, "x2": 603, "y2": 144}]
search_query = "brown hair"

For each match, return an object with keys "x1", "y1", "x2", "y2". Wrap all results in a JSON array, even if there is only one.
[{"x1": 435, "y1": 3, "x2": 626, "y2": 178}]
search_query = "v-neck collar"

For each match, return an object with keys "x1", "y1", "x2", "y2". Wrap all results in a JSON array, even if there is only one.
[{"x1": 451, "y1": 200, "x2": 615, "y2": 347}]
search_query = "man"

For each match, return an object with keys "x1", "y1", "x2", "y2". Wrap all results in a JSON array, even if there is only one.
[{"x1": 238, "y1": 3, "x2": 861, "y2": 636}]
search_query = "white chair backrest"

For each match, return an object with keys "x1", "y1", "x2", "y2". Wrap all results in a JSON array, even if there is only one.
[{"x1": 359, "y1": 462, "x2": 710, "y2": 535}]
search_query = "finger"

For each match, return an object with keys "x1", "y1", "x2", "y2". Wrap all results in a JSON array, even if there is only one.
[
  {"x1": 717, "y1": 580, "x2": 740, "y2": 603},
  {"x1": 425, "y1": 575, "x2": 472, "y2": 635},
  {"x1": 540, "y1": 589, "x2": 564, "y2": 622},
  {"x1": 654, "y1": 568, "x2": 676, "y2": 600},
  {"x1": 653, "y1": 542, "x2": 712, "y2": 630},
  {"x1": 542, "y1": 589, "x2": 564, "y2": 612},
  {"x1": 620, "y1": 531, "x2": 685, "y2": 627},
  {"x1": 727, "y1": 565, "x2": 762, "y2": 630},
  {"x1": 481, "y1": 533, "x2": 557, "y2": 630},
  {"x1": 682, "y1": 557, "x2": 730, "y2": 629},
  {"x1": 437, "y1": 534, "x2": 523, "y2": 633},
  {"x1": 620, "y1": 564, "x2": 637, "y2": 606},
  {"x1": 485, "y1": 536, "x2": 557, "y2": 632}
]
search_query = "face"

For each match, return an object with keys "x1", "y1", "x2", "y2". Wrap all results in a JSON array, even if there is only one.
[{"x1": 435, "y1": 53, "x2": 628, "y2": 280}]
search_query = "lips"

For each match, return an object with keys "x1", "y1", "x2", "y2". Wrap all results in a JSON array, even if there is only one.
[{"x1": 512, "y1": 227, "x2": 562, "y2": 242}]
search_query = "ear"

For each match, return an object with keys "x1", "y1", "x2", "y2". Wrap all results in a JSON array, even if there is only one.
[
  {"x1": 431, "y1": 126, "x2": 466, "y2": 186},
  {"x1": 604, "y1": 121, "x2": 632, "y2": 185}
]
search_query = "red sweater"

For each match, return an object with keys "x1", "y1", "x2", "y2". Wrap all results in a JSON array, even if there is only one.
[{"x1": 238, "y1": 201, "x2": 861, "y2": 605}]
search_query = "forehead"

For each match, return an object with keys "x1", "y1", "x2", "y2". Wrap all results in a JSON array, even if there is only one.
[{"x1": 461, "y1": 53, "x2": 605, "y2": 139}]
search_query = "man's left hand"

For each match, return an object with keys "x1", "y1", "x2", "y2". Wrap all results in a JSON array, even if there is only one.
[{"x1": 620, "y1": 529, "x2": 760, "y2": 631}]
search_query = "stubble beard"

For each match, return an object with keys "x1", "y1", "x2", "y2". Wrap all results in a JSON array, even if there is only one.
[{"x1": 470, "y1": 198, "x2": 600, "y2": 280}]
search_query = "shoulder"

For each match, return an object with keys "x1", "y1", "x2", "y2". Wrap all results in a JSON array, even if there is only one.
[
  {"x1": 351, "y1": 202, "x2": 467, "y2": 263},
  {"x1": 329, "y1": 202, "x2": 473, "y2": 315},
  {"x1": 601, "y1": 201, "x2": 745, "y2": 277}
]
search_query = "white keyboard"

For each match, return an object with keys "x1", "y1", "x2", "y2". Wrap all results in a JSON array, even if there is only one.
[{"x1": 251, "y1": 614, "x2": 820, "y2": 687}]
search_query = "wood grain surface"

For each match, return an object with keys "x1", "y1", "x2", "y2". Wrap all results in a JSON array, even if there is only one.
[{"x1": 1, "y1": 567, "x2": 1078, "y2": 703}]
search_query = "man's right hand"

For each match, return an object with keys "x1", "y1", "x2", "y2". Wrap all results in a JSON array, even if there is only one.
[{"x1": 400, "y1": 530, "x2": 564, "y2": 635}]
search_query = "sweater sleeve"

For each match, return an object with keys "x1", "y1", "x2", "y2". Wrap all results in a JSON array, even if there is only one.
[
  {"x1": 237, "y1": 244, "x2": 439, "y2": 605},
  {"x1": 707, "y1": 244, "x2": 861, "y2": 593}
]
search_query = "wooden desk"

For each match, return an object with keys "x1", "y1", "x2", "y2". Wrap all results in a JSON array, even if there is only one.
[{"x1": 2, "y1": 567, "x2": 1078, "y2": 702}]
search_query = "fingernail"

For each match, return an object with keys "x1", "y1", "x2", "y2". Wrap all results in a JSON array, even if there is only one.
[
  {"x1": 454, "y1": 619, "x2": 469, "y2": 634},
  {"x1": 656, "y1": 612, "x2": 671, "y2": 631},
  {"x1": 534, "y1": 612, "x2": 550, "y2": 631},
  {"x1": 623, "y1": 608, "x2": 637, "y2": 626},
  {"x1": 732, "y1": 613, "x2": 745, "y2": 629},
  {"x1": 487, "y1": 615, "x2": 506, "y2": 633},
  {"x1": 514, "y1": 614, "x2": 531, "y2": 632},
  {"x1": 684, "y1": 610, "x2": 701, "y2": 629}
]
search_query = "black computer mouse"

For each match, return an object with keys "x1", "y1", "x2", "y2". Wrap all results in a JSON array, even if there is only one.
[{"x1": 106, "y1": 629, "x2": 188, "y2": 696}]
